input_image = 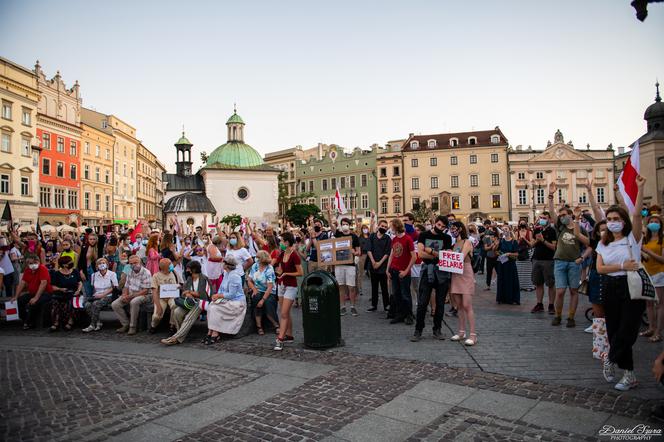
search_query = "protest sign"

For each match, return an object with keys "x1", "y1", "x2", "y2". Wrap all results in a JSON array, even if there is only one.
[{"x1": 438, "y1": 250, "x2": 464, "y2": 274}]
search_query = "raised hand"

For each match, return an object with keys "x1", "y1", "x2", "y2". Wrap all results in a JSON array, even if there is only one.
[
  {"x1": 636, "y1": 175, "x2": 647, "y2": 188},
  {"x1": 548, "y1": 181, "x2": 557, "y2": 195}
]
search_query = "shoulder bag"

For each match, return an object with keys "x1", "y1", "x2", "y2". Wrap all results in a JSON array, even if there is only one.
[{"x1": 626, "y1": 237, "x2": 657, "y2": 302}]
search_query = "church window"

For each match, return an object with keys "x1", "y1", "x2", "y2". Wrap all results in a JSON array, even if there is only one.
[{"x1": 237, "y1": 187, "x2": 249, "y2": 200}]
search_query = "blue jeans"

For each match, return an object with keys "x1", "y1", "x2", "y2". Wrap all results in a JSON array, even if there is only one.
[
  {"x1": 389, "y1": 269, "x2": 412, "y2": 319},
  {"x1": 554, "y1": 260, "x2": 581, "y2": 290}
]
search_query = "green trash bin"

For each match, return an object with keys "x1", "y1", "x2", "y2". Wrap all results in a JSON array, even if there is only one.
[{"x1": 301, "y1": 270, "x2": 342, "y2": 349}]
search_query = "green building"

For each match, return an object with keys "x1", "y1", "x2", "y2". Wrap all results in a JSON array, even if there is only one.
[{"x1": 296, "y1": 144, "x2": 379, "y2": 218}]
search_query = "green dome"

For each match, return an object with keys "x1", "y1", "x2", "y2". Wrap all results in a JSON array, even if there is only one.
[
  {"x1": 206, "y1": 141, "x2": 263, "y2": 168},
  {"x1": 226, "y1": 112, "x2": 245, "y2": 125},
  {"x1": 176, "y1": 134, "x2": 192, "y2": 145}
]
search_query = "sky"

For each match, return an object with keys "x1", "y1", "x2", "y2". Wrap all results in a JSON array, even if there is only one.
[{"x1": 1, "y1": 0, "x2": 663, "y2": 173}]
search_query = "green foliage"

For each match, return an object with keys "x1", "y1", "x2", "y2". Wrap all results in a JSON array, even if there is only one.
[
  {"x1": 286, "y1": 204, "x2": 322, "y2": 227},
  {"x1": 200, "y1": 151, "x2": 208, "y2": 164},
  {"x1": 220, "y1": 213, "x2": 242, "y2": 229},
  {"x1": 412, "y1": 200, "x2": 435, "y2": 224}
]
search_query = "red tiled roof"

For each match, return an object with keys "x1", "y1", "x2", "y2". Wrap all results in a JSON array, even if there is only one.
[{"x1": 401, "y1": 128, "x2": 508, "y2": 152}]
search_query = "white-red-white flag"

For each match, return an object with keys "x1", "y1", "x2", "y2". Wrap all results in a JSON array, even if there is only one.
[
  {"x1": 617, "y1": 141, "x2": 640, "y2": 214},
  {"x1": 4, "y1": 300, "x2": 19, "y2": 321},
  {"x1": 334, "y1": 187, "x2": 347, "y2": 214},
  {"x1": 72, "y1": 296, "x2": 86, "y2": 309}
]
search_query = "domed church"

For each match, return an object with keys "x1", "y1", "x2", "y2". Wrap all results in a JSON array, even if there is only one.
[{"x1": 164, "y1": 109, "x2": 280, "y2": 227}]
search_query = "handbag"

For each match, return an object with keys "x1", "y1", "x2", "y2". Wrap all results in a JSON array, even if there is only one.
[
  {"x1": 578, "y1": 274, "x2": 589, "y2": 296},
  {"x1": 626, "y1": 238, "x2": 657, "y2": 302}
]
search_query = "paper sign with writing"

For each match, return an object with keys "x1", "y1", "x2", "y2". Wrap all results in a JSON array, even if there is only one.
[
  {"x1": 438, "y1": 250, "x2": 464, "y2": 274},
  {"x1": 316, "y1": 237, "x2": 353, "y2": 265},
  {"x1": 160, "y1": 284, "x2": 180, "y2": 298},
  {"x1": 4, "y1": 300, "x2": 19, "y2": 321}
]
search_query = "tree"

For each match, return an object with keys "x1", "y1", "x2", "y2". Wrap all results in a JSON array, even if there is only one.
[
  {"x1": 220, "y1": 213, "x2": 242, "y2": 229},
  {"x1": 286, "y1": 204, "x2": 322, "y2": 227},
  {"x1": 200, "y1": 151, "x2": 208, "y2": 164},
  {"x1": 412, "y1": 200, "x2": 435, "y2": 224}
]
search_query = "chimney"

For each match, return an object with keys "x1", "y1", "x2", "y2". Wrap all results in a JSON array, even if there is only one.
[
  {"x1": 618, "y1": 146, "x2": 625, "y2": 155},
  {"x1": 409, "y1": 133, "x2": 414, "y2": 138}
]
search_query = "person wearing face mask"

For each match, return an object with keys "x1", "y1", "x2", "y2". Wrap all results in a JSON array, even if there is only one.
[
  {"x1": 150, "y1": 258, "x2": 179, "y2": 334},
  {"x1": 356, "y1": 222, "x2": 371, "y2": 295},
  {"x1": 82, "y1": 257, "x2": 118, "y2": 332},
  {"x1": 482, "y1": 226, "x2": 500, "y2": 290},
  {"x1": 584, "y1": 220, "x2": 609, "y2": 358},
  {"x1": 596, "y1": 176, "x2": 647, "y2": 391},
  {"x1": 225, "y1": 232, "x2": 254, "y2": 284},
  {"x1": 367, "y1": 219, "x2": 392, "y2": 312},
  {"x1": 496, "y1": 227, "x2": 520, "y2": 305},
  {"x1": 111, "y1": 255, "x2": 153, "y2": 335},
  {"x1": 0, "y1": 237, "x2": 16, "y2": 300},
  {"x1": 328, "y1": 213, "x2": 361, "y2": 316},
  {"x1": 11, "y1": 255, "x2": 52, "y2": 330},
  {"x1": 306, "y1": 217, "x2": 330, "y2": 272},
  {"x1": 548, "y1": 182, "x2": 590, "y2": 328},
  {"x1": 641, "y1": 214, "x2": 664, "y2": 342},
  {"x1": 528, "y1": 212, "x2": 557, "y2": 314},
  {"x1": 402, "y1": 212, "x2": 419, "y2": 242},
  {"x1": 59, "y1": 239, "x2": 78, "y2": 265},
  {"x1": 411, "y1": 215, "x2": 452, "y2": 341},
  {"x1": 145, "y1": 235, "x2": 161, "y2": 275},
  {"x1": 515, "y1": 222, "x2": 534, "y2": 292},
  {"x1": 49, "y1": 256, "x2": 83, "y2": 332}
]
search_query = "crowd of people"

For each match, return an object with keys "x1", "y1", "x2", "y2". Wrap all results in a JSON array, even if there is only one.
[{"x1": 1, "y1": 175, "x2": 663, "y2": 396}]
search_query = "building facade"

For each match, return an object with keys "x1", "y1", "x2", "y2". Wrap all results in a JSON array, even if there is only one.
[
  {"x1": 108, "y1": 115, "x2": 138, "y2": 225},
  {"x1": 402, "y1": 128, "x2": 510, "y2": 222},
  {"x1": 35, "y1": 62, "x2": 82, "y2": 226},
  {"x1": 377, "y1": 139, "x2": 405, "y2": 219},
  {"x1": 137, "y1": 143, "x2": 157, "y2": 223},
  {"x1": 296, "y1": 145, "x2": 378, "y2": 218},
  {"x1": 0, "y1": 57, "x2": 41, "y2": 225},
  {"x1": 155, "y1": 159, "x2": 166, "y2": 228},
  {"x1": 80, "y1": 121, "x2": 114, "y2": 226},
  {"x1": 508, "y1": 130, "x2": 615, "y2": 222}
]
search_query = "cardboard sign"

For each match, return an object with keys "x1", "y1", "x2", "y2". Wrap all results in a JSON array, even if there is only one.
[
  {"x1": 316, "y1": 237, "x2": 354, "y2": 265},
  {"x1": 438, "y1": 250, "x2": 464, "y2": 274},
  {"x1": 160, "y1": 284, "x2": 180, "y2": 298},
  {"x1": 4, "y1": 300, "x2": 19, "y2": 321}
]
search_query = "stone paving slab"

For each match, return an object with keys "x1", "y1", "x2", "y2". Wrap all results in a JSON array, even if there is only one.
[
  {"x1": 521, "y1": 400, "x2": 611, "y2": 437},
  {"x1": 333, "y1": 413, "x2": 420, "y2": 442}
]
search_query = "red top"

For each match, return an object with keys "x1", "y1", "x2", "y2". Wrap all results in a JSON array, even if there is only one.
[
  {"x1": 22, "y1": 264, "x2": 52, "y2": 295},
  {"x1": 277, "y1": 250, "x2": 301, "y2": 287},
  {"x1": 389, "y1": 234, "x2": 415, "y2": 271}
]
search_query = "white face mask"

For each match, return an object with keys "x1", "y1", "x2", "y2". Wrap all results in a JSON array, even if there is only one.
[
  {"x1": 98, "y1": 264, "x2": 107, "y2": 271},
  {"x1": 341, "y1": 225, "x2": 350, "y2": 233},
  {"x1": 362, "y1": 228, "x2": 369, "y2": 234},
  {"x1": 29, "y1": 263, "x2": 39, "y2": 270}
]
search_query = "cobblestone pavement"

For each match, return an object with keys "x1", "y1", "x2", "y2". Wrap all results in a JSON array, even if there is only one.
[{"x1": 1, "y1": 273, "x2": 663, "y2": 441}]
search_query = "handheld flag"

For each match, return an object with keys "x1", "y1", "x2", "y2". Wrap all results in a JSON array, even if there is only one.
[
  {"x1": 1, "y1": 201, "x2": 12, "y2": 230},
  {"x1": 334, "y1": 187, "x2": 347, "y2": 214},
  {"x1": 617, "y1": 141, "x2": 640, "y2": 214}
]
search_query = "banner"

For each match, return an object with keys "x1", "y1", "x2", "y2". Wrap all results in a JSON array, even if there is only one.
[
  {"x1": 438, "y1": 250, "x2": 464, "y2": 274},
  {"x1": 4, "y1": 300, "x2": 19, "y2": 321}
]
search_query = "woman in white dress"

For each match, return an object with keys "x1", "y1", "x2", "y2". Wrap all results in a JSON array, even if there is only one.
[{"x1": 204, "y1": 255, "x2": 247, "y2": 344}]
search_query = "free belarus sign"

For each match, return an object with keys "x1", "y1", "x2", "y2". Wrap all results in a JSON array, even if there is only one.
[{"x1": 438, "y1": 250, "x2": 464, "y2": 274}]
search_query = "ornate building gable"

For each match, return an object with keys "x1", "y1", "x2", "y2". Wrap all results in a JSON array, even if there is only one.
[{"x1": 527, "y1": 142, "x2": 596, "y2": 162}]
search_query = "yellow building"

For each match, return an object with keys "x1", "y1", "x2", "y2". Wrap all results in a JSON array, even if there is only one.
[
  {"x1": 508, "y1": 130, "x2": 615, "y2": 222},
  {"x1": 0, "y1": 56, "x2": 40, "y2": 224},
  {"x1": 377, "y1": 139, "x2": 405, "y2": 219},
  {"x1": 402, "y1": 128, "x2": 510, "y2": 222},
  {"x1": 155, "y1": 159, "x2": 166, "y2": 228},
  {"x1": 137, "y1": 142, "x2": 157, "y2": 223},
  {"x1": 80, "y1": 121, "x2": 114, "y2": 226}
]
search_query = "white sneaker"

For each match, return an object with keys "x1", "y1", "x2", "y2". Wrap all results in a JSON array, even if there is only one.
[
  {"x1": 94, "y1": 321, "x2": 103, "y2": 331},
  {"x1": 450, "y1": 332, "x2": 466, "y2": 342},
  {"x1": 615, "y1": 370, "x2": 638, "y2": 391},
  {"x1": 603, "y1": 358, "x2": 616, "y2": 383},
  {"x1": 584, "y1": 325, "x2": 593, "y2": 334},
  {"x1": 82, "y1": 324, "x2": 95, "y2": 333},
  {"x1": 273, "y1": 339, "x2": 284, "y2": 351}
]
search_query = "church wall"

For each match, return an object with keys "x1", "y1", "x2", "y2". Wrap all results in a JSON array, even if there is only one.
[{"x1": 201, "y1": 169, "x2": 279, "y2": 224}]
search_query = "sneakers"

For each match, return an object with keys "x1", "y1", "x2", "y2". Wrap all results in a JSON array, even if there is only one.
[
  {"x1": 273, "y1": 339, "x2": 284, "y2": 351},
  {"x1": 603, "y1": 358, "x2": 616, "y2": 383},
  {"x1": 450, "y1": 332, "x2": 466, "y2": 342},
  {"x1": 551, "y1": 316, "x2": 562, "y2": 326},
  {"x1": 566, "y1": 318, "x2": 576, "y2": 328},
  {"x1": 116, "y1": 325, "x2": 129, "y2": 333},
  {"x1": 389, "y1": 316, "x2": 404, "y2": 324},
  {"x1": 530, "y1": 303, "x2": 544, "y2": 313},
  {"x1": 366, "y1": 306, "x2": 377, "y2": 312},
  {"x1": 614, "y1": 370, "x2": 638, "y2": 391},
  {"x1": 340, "y1": 307, "x2": 347, "y2": 316},
  {"x1": 82, "y1": 324, "x2": 95, "y2": 333},
  {"x1": 584, "y1": 324, "x2": 593, "y2": 334},
  {"x1": 548, "y1": 304, "x2": 555, "y2": 315},
  {"x1": 94, "y1": 321, "x2": 103, "y2": 331},
  {"x1": 432, "y1": 329, "x2": 445, "y2": 340},
  {"x1": 445, "y1": 308, "x2": 458, "y2": 317},
  {"x1": 350, "y1": 306, "x2": 359, "y2": 317},
  {"x1": 161, "y1": 337, "x2": 179, "y2": 346},
  {"x1": 283, "y1": 335, "x2": 295, "y2": 343},
  {"x1": 410, "y1": 331, "x2": 422, "y2": 342}
]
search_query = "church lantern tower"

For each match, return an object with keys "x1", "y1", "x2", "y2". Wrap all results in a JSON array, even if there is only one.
[{"x1": 174, "y1": 130, "x2": 193, "y2": 176}]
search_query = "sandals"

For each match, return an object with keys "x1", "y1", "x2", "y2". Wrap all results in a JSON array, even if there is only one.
[
  {"x1": 464, "y1": 333, "x2": 478, "y2": 346},
  {"x1": 450, "y1": 331, "x2": 466, "y2": 342},
  {"x1": 640, "y1": 329, "x2": 655, "y2": 337},
  {"x1": 257, "y1": 327, "x2": 265, "y2": 336},
  {"x1": 649, "y1": 334, "x2": 663, "y2": 343},
  {"x1": 204, "y1": 335, "x2": 222, "y2": 345}
]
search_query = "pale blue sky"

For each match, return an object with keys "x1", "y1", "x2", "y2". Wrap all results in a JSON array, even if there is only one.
[{"x1": 1, "y1": 0, "x2": 663, "y2": 172}]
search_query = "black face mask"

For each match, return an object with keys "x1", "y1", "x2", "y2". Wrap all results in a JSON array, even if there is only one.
[
  {"x1": 378, "y1": 227, "x2": 387, "y2": 235},
  {"x1": 434, "y1": 227, "x2": 444, "y2": 234},
  {"x1": 314, "y1": 226, "x2": 321, "y2": 233}
]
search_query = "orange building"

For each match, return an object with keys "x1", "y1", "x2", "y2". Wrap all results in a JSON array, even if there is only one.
[{"x1": 35, "y1": 62, "x2": 82, "y2": 225}]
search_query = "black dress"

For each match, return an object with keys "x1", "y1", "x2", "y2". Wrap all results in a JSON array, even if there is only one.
[{"x1": 496, "y1": 239, "x2": 520, "y2": 304}]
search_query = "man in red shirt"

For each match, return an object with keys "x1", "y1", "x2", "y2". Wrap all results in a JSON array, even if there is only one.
[
  {"x1": 12, "y1": 254, "x2": 52, "y2": 329},
  {"x1": 387, "y1": 218, "x2": 417, "y2": 324}
]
